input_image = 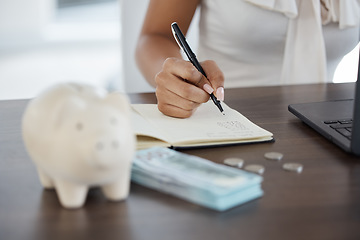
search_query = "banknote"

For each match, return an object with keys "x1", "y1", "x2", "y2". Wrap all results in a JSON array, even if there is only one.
[{"x1": 131, "y1": 147, "x2": 264, "y2": 211}]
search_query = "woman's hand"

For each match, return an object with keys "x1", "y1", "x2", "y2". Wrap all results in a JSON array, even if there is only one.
[{"x1": 155, "y1": 57, "x2": 224, "y2": 118}]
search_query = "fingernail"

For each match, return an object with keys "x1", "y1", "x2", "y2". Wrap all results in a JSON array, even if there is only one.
[
  {"x1": 203, "y1": 84, "x2": 214, "y2": 94},
  {"x1": 216, "y1": 87, "x2": 224, "y2": 101}
]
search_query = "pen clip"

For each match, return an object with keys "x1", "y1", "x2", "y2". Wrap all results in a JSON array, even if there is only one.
[{"x1": 171, "y1": 22, "x2": 184, "y2": 53}]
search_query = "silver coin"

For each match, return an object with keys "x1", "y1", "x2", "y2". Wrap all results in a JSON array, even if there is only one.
[
  {"x1": 223, "y1": 158, "x2": 244, "y2": 168},
  {"x1": 264, "y1": 152, "x2": 284, "y2": 161},
  {"x1": 282, "y1": 163, "x2": 303, "y2": 173},
  {"x1": 244, "y1": 164, "x2": 265, "y2": 175}
]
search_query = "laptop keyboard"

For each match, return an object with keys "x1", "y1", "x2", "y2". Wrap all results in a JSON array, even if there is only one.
[{"x1": 324, "y1": 119, "x2": 353, "y2": 139}]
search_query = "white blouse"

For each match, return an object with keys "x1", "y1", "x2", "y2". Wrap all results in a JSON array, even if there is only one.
[{"x1": 197, "y1": 0, "x2": 360, "y2": 88}]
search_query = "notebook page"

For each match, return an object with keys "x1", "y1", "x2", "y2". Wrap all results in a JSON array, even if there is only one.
[{"x1": 131, "y1": 101, "x2": 272, "y2": 145}]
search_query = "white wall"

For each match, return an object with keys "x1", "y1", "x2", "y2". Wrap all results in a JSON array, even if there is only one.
[
  {"x1": 120, "y1": 0, "x2": 199, "y2": 93},
  {"x1": 333, "y1": 43, "x2": 359, "y2": 83},
  {"x1": 0, "y1": 0, "x2": 55, "y2": 47},
  {"x1": 0, "y1": 1, "x2": 121, "y2": 100}
]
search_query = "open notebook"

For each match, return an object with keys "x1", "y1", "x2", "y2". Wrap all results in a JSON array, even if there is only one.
[{"x1": 131, "y1": 101, "x2": 273, "y2": 150}]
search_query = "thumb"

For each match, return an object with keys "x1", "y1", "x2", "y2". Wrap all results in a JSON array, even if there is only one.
[{"x1": 201, "y1": 60, "x2": 225, "y2": 101}]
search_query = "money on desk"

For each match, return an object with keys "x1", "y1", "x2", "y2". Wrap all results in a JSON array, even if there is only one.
[{"x1": 131, "y1": 147, "x2": 264, "y2": 211}]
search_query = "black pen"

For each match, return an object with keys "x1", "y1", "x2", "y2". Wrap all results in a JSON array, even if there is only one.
[{"x1": 171, "y1": 22, "x2": 224, "y2": 115}]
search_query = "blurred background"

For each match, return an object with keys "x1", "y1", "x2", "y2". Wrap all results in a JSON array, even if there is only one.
[
  {"x1": 0, "y1": 0, "x2": 358, "y2": 100},
  {"x1": 0, "y1": 0, "x2": 123, "y2": 100}
]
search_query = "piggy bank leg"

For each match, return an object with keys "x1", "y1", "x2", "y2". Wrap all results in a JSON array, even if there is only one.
[
  {"x1": 54, "y1": 179, "x2": 88, "y2": 209},
  {"x1": 37, "y1": 167, "x2": 54, "y2": 189},
  {"x1": 102, "y1": 174, "x2": 130, "y2": 201}
]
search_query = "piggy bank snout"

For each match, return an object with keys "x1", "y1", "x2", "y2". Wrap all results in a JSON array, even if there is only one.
[
  {"x1": 89, "y1": 134, "x2": 128, "y2": 168},
  {"x1": 94, "y1": 136, "x2": 121, "y2": 151}
]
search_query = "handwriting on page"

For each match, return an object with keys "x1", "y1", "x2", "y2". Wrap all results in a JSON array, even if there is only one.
[
  {"x1": 206, "y1": 121, "x2": 254, "y2": 138},
  {"x1": 217, "y1": 121, "x2": 248, "y2": 131}
]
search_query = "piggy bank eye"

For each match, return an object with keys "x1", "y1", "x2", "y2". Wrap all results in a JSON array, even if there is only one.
[
  {"x1": 110, "y1": 117, "x2": 118, "y2": 126},
  {"x1": 76, "y1": 122, "x2": 83, "y2": 131}
]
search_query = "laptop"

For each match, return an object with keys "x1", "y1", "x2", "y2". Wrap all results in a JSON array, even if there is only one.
[{"x1": 288, "y1": 49, "x2": 360, "y2": 156}]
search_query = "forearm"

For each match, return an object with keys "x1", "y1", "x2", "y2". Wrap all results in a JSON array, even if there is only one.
[{"x1": 135, "y1": 34, "x2": 182, "y2": 87}]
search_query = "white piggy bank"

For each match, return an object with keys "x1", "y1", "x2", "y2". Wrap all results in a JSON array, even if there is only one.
[{"x1": 22, "y1": 83, "x2": 136, "y2": 209}]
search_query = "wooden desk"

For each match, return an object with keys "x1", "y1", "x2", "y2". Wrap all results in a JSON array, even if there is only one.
[{"x1": 1, "y1": 83, "x2": 360, "y2": 240}]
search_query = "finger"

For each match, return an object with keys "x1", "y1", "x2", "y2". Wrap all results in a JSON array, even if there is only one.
[
  {"x1": 163, "y1": 58, "x2": 214, "y2": 95},
  {"x1": 155, "y1": 71, "x2": 204, "y2": 118},
  {"x1": 156, "y1": 85, "x2": 202, "y2": 112},
  {"x1": 156, "y1": 86, "x2": 201, "y2": 118},
  {"x1": 155, "y1": 69, "x2": 209, "y2": 104},
  {"x1": 201, "y1": 60, "x2": 225, "y2": 101}
]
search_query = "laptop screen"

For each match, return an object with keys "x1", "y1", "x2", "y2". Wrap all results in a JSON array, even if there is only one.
[{"x1": 350, "y1": 49, "x2": 360, "y2": 155}]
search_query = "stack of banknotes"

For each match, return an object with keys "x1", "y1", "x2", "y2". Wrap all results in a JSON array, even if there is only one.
[{"x1": 131, "y1": 147, "x2": 264, "y2": 211}]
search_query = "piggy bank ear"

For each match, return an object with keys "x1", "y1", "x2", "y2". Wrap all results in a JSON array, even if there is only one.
[{"x1": 103, "y1": 92, "x2": 131, "y2": 114}]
